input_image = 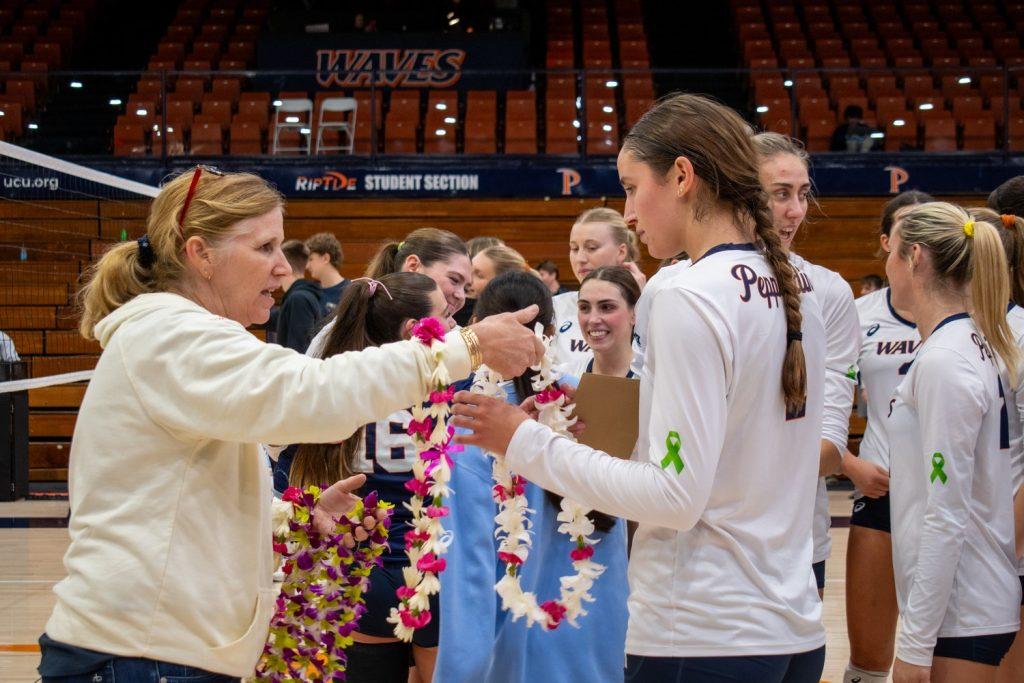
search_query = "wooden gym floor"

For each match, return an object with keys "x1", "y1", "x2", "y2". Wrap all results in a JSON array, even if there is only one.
[{"x1": 0, "y1": 493, "x2": 861, "y2": 682}]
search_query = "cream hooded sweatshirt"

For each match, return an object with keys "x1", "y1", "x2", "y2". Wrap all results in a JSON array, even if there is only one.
[{"x1": 44, "y1": 292, "x2": 470, "y2": 676}]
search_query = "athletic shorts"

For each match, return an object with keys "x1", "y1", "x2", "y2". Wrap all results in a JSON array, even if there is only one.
[
  {"x1": 358, "y1": 563, "x2": 439, "y2": 648},
  {"x1": 849, "y1": 493, "x2": 891, "y2": 534},
  {"x1": 624, "y1": 646, "x2": 826, "y2": 683},
  {"x1": 933, "y1": 631, "x2": 1017, "y2": 666},
  {"x1": 812, "y1": 561, "x2": 826, "y2": 591},
  {"x1": 346, "y1": 641, "x2": 410, "y2": 683}
]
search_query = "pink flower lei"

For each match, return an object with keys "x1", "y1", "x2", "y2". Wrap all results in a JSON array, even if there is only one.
[
  {"x1": 386, "y1": 317, "x2": 458, "y2": 642},
  {"x1": 255, "y1": 486, "x2": 393, "y2": 682},
  {"x1": 472, "y1": 324, "x2": 606, "y2": 631}
]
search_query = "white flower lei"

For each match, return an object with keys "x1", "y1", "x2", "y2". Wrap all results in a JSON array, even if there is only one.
[
  {"x1": 472, "y1": 324, "x2": 606, "y2": 630},
  {"x1": 386, "y1": 319, "x2": 456, "y2": 642}
]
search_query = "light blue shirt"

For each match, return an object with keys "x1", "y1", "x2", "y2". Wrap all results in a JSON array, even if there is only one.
[{"x1": 435, "y1": 381, "x2": 629, "y2": 682}]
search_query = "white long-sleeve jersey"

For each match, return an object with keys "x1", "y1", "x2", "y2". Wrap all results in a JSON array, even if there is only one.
[
  {"x1": 1001, "y1": 303, "x2": 1024, "y2": 575},
  {"x1": 855, "y1": 288, "x2": 921, "y2": 473},
  {"x1": 790, "y1": 254, "x2": 859, "y2": 564},
  {"x1": 506, "y1": 243, "x2": 827, "y2": 657},
  {"x1": 888, "y1": 314, "x2": 1021, "y2": 667}
]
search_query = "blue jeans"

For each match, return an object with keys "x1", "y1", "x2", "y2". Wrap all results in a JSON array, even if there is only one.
[
  {"x1": 41, "y1": 657, "x2": 239, "y2": 683},
  {"x1": 624, "y1": 646, "x2": 826, "y2": 682}
]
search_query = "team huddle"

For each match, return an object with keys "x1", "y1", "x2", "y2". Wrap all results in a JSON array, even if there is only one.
[{"x1": 37, "y1": 94, "x2": 1024, "y2": 683}]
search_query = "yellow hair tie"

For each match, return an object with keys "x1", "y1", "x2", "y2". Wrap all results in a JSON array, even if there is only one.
[
  {"x1": 963, "y1": 221, "x2": 975, "y2": 238},
  {"x1": 398, "y1": 241, "x2": 406, "y2": 250}
]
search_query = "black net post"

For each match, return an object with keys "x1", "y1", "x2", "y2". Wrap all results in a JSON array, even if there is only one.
[{"x1": 0, "y1": 360, "x2": 29, "y2": 500}]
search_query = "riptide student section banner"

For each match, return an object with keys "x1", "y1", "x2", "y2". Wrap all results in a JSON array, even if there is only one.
[
  {"x1": 255, "y1": 33, "x2": 530, "y2": 91},
  {"x1": 2, "y1": 155, "x2": 1023, "y2": 200}
]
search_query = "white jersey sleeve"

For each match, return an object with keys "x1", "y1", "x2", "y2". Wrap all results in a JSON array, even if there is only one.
[
  {"x1": 509, "y1": 285, "x2": 727, "y2": 529},
  {"x1": 791, "y1": 255, "x2": 859, "y2": 565},
  {"x1": 896, "y1": 346, "x2": 988, "y2": 665},
  {"x1": 506, "y1": 245, "x2": 827, "y2": 657},
  {"x1": 1002, "y1": 304, "x2": 1024, "y2": 574},
  {"x1": 889, "y1": 317, "x2": 1021, "y2": 666},
  {"x1": 792, "y1": 254, "x2": 859, "y2": 454}
]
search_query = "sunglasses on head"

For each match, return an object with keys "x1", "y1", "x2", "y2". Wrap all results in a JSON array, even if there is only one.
[{"x1": 177, "y1": 165, "x2": 225, "y2": 230}]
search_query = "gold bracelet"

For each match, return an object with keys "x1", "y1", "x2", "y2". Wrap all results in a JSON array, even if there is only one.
[{"x1": 459, "y1": 326, "x2": 483, "y2": 370}]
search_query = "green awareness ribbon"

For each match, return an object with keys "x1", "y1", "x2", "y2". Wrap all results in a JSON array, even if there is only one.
[
  {"x1": 930, "y1": 452, "x2": 947, "y2": 485},
  {"x1": 845, "y1": 364, "x2": 858, "y2": 381},
  {"x1": 660, "y1": 431, "x2": 684, "y2": 474}
]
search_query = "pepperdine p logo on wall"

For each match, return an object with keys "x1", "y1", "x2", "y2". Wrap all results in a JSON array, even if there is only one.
[{"x1": 316, "y1": 49, "x2": 467, "y2": 88}]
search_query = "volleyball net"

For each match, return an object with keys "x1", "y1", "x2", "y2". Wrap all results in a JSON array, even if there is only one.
[{"x1": 0, "y1": 141, "x2": 159, "y2": 390}]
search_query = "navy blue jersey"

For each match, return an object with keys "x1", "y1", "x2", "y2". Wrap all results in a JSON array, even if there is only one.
[{"x1": 352, "y1": 409, "x2": 420, "y2": 564}]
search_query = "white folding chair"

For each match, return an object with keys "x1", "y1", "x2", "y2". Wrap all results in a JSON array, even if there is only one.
[
  {"x1": 314, "y1": 97, "x2": 357, "y2": 154},
  {"x1": 271, "y1": 98, "x2": 313, "y2": 155}
]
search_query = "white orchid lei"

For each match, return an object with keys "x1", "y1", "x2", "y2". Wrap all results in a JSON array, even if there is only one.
[
  {"x1": 472, "y1": 325, "x2": 606, "y2": 630},
  {"x1": 386, "y1": 317, "x2": 458, "y2": 642}
]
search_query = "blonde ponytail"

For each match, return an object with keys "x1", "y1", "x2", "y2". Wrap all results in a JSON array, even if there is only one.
[
  {"x1": 77, "y1": 241, "x2": 157, "y2": 339},
  {"x1": 970, "y1": 219, "x2": 1020, "y2": 387},
  {"x1": 896, "y1": 202, "x2": 1020, "y2": 386}
]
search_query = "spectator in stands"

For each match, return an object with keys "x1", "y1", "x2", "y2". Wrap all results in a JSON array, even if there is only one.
[
  {"x1": 305, "y1": 232, "x2": 348, "y2": 312},
  {"x1": 469, "y1": 244, "x2": 532, "y2": 298},
  {"x1": 535, "y1": 259, "x2": 568, "y2": 296},
  {"x1": 860, "y1": 274, "x2": 884, "y2": 297},
  {"x1": 830, "y1": 105, "x2": 875, "y2": 152},
  {"x1": 37, "y1": 167, "x2": 543, "y2": 682},
  {"x1": 0, "y1": 330, "x2": 19, "y2": 362},
  {"x1": 990, "y1": 175, "x2": 1024, "y2": 217},
  {"x1": 276, "y1": 239, "x2": 326, "y2": 354}
]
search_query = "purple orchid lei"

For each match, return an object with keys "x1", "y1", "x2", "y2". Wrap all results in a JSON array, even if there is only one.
[{"x1": 254, "y1": 486, "x2": 393, "y2": 682}]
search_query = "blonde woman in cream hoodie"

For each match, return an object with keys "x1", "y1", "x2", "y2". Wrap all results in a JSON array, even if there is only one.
[{"x1": 37, "y1": 167, "x2": 542, "y2": 682}]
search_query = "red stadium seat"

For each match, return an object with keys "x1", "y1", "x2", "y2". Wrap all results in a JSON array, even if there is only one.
[
  {"x1": 190, "y1": 120, "x2": 223, "y2": 155},
  {"x1": 923, "y1": 117, "x2": 957, "y2": 151},
  {"x1": 952, "y1": 96, "x2": 984, "y2": 123},
  {"x1": 113, "y1": 119, "x2": 147, "y2": 156},
  {"x1": 884, "y1": 116, "x2": 918, "y2": 151},
  {"x1": 229, "y1": 117, "x2": 263, "y2": 154},
  {"x1": 803, "y1": 117, "x2": 834, "y2": 151},
  {"x1": 961, "y1": 114, "x2": 997, "y2": 150}
]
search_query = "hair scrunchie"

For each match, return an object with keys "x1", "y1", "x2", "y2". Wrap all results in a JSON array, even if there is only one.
[
  {"x1": 963, "y1": 220, "x2": 975, "y2": 238},
  {"x1": 1002, "y1": 214, "x2": 1017, "y2": 229},
  {"x1": 137, "y1": 235, "x2": 156, "y2": 269}
]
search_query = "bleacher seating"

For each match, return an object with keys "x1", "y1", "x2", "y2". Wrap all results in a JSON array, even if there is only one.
[
  {"x1": 735, "y1": 0, "x2": 1024, "y2": 151},
  {"x1": 111, "y1": 0, "x2": 656, "y2": 156}
]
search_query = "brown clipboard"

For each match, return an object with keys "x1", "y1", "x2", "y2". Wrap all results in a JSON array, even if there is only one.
[{"x1": 572, "y1": 372, "x2": 640, "y2": 459}]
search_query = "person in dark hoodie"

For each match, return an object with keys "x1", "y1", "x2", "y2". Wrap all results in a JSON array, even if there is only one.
[{"x1": 276, "y1": 239, "x2": 326, "y2": 353}]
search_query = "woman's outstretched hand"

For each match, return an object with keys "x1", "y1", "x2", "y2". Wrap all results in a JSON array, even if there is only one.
[
  {"x1": 452, "y1": 391, "x2": 531, "y2": 455},
  {"x1": 519, "y1": 383, "x2": 586, "y2": 438},
  {"x1": 312, "y1": 474, "x2": 367, "y2": 536},
  {"x1": 467, "y1": 305, "x2": 545, "y2": 377}
]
